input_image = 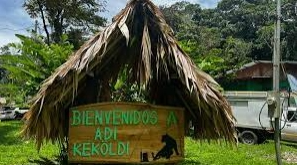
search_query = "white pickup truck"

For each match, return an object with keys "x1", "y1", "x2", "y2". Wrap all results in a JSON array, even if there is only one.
[
  {"x1": 224, "y1": 91, "x2": 297, "y2": 144},
  {"x1": 0, "y1": 107, "x2": 29, "y2": 120}
]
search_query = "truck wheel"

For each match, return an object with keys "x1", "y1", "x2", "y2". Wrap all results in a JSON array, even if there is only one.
[{"x1": 240, "y1": 130, "x2": 258, "y2": 145}]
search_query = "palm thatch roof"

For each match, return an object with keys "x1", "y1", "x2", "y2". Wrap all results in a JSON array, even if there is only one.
[{"x1": 22, "y1": 0, "x2": 236, "y2": 150}]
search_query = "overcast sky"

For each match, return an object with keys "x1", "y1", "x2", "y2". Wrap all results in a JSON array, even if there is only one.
[{"x1": 0, "y1": 0, "x2": 220, "y2": 47}]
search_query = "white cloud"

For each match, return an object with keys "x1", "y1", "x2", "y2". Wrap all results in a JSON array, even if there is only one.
[
  {"x1": 0, "y1": 32, "x2": 19, "y2": 47},
  {"x1": 0, "y1": 20, "x2": 32, "y2": 47},
  {"x1": 197, "y1": 0, "x2": 220, "y2": 8},
  {"x1": 101, "y1": 0, "x2": 127, "y2": 20},
  {"x1": 0, "y1": 0, "x2": 34, "y2": 48}
]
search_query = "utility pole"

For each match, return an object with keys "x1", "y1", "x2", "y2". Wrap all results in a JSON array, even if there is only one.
[
  {"x1": 35, "y1": 20, "x2": 38, "y2": 33},
  {"x1": 273, "y1": 0, "x2": 282, "y2": 164},
  {"x1": 33, "y1": 20, "x2": 38, "y2": 41}
]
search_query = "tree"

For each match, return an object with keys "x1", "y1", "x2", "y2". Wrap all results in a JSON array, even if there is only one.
[
  {"x1": 23, "y1": 0, "x2": 107, "y2": 45},
  {"x1": 0, "y1": 45, "x2": 15, "y2": 84},
  {"x1": 161, "y1": 1, "x2": 255, "y2": 77},
  {"x1": 0, "y1": 34, "x2": 73, "y2": 106},
  {"x1": 160, "y1": 1, "x2": 201, "y2": 34},
  {"x1": 0, "y1": 68, "x2": 7, "y2": 84},
  {"x1": 220, "y1": 36, "x2": 252, "y2": 69},
  {"x1": 282, "y1": 0, "x2": 297, "y2": 60}
]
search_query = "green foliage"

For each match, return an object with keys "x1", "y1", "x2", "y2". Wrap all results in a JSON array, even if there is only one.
[
  {"x1": 282, "y1": 0, "x2": 297, "y2": 60},
  {"x1": 180, "y1": 138, "x2": 297, "y2": 165},
  {"x1": 198, "y1": 0, "x2": 297, "y2": 61},
  {"x1": 111, "y1": 67, "x2": 146, "y2": 102},
  {"x1": 222, "y1": 37, "x2": 252, "y2": 67},
  {"x1": 0, "y1": 34, "x2": 73, "y2": 106},
  {"x1": 161, "y1": 2, "x2": 252, "y2": 77},
  {"x1": 161, "y1": 0, "x2": 297, "y2": 78},
  {"x1": 23, "y1": 0, "x2": 107, "y2": 45},
  {"x1": 160, "y1": 2, "x2": 201, "y2": 33},
  {"x1": 0, "y1": 121, "x2": 59, "y2": 165},
  {"x1": 198, "y1": 52, "x2": 225, "y2": 77},
  {"x1": 176, "y1": 28, "x2": 251, "y2": 77}
]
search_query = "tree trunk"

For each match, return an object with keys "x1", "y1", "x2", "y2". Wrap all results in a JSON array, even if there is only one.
[{"x1": 37, "y1": 0, "x2": 50, "y2": 45}]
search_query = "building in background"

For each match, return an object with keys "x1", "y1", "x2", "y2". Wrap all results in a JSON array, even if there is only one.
[{"x1": 219, "y1": 61, "x2": 297, "y2": 91}]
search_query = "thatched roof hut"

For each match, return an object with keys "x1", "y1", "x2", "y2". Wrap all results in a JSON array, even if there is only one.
[{"x1": 22, "y1": 0, "x2": 236, "y2": 150}]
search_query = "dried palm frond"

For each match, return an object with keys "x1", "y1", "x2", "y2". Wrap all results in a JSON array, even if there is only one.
[{"x1": 22, "y1": 0, "x2": 236, "y2": 150}]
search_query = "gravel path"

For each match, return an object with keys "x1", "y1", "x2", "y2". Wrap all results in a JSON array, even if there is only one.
[{"x1": 282, "y1": 152, "x2": 297, "y2": 164}]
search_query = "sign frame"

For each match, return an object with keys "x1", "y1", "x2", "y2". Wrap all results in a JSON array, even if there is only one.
[{"x1": 68, "y1": 102, "x2": 184, "y2": 164}]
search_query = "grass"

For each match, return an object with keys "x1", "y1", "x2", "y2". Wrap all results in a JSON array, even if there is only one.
[
  {"x1": 0, "y1": 120, "x2": 59, "y2": 165},
  {"x1": 0, "y1": 120, "x2": 297, "y2": 165},
  {"x1": 182, "y1": 138, "x2": 297, "y2": 165}
]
